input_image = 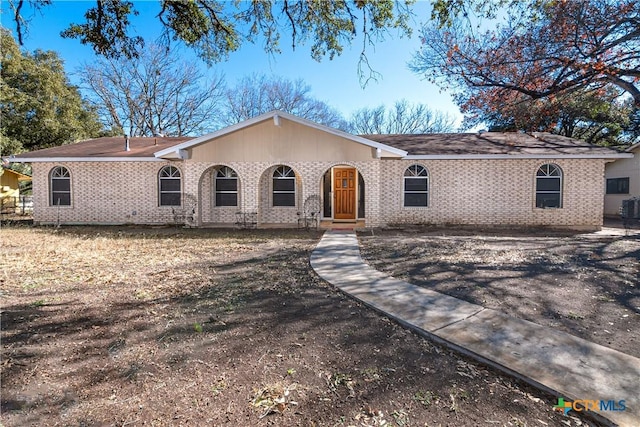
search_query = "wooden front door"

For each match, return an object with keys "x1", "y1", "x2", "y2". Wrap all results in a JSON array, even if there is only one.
[{"x1": 333, "y1": 167, "x2": 356, "y2": 220}]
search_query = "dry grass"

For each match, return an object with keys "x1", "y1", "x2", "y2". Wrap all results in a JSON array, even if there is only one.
[{"x1": 1, "y1": 226, "x2": 606, "y2": 426}]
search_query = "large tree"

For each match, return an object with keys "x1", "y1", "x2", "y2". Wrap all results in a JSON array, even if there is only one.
[
  {"x1": 222, "y1": 74, "x2": 348, "y2": 130},
  {"x1": 411, "y1": 0, "x2": 640, "y2": 142},
  {"x1": 349, "y1": 99, "x2": 457, "y2": 134},
  {"x1": 0, "y1": 29, "x2": 102, "y2": 156},
  {"x1": 8, "y1": 0, "x2": 414, "y2": 83},
  {"x1": 412, "y1": 0, "x2": 639, "y2": 105},
  {"x1": 80, "y1": 45, "x2": 225, "y2": 137},
  {"x1": 466, "y1": 88, "x2": 635, "y2": 146}
]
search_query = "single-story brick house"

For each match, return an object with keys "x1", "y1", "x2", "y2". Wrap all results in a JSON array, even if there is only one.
[
  {"x1": 604, "y1": 142, "x2": 640, "y2": 216},
  {"x1": 10, "y1": 110, "x2": 631, "y2": 230}
]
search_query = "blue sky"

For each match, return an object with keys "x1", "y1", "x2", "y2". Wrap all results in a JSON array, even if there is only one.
[{"x1": 1, "y1": 0, "x2": 464, "y2": 127}]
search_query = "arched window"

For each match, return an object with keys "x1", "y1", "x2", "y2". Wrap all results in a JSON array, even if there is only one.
[
  {"x1": 536, "y1": 164, "x2": 563, "y2": 208},
  {"x1": 50, "y1": 166, "x2": 71, "y2": 206},
  {"x1": 215, "y1": 166, "x2": 238, "y2": 207},
  {"x1": 404, "y1": 164, "x2": 429, "y2": 207},
  {"x1": 158, "y1": 165, "x2": 182, "y2": 206},
  {"x1": 272, "y1": 166, "x2": 296, "y2": 207}
]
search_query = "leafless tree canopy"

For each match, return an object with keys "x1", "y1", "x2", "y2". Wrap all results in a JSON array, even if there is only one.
[
  {"x1": 349, "y1": 100, "x2": 457, "y2": 134},
  {"x1": 80, "y1": 45, "x2": 225, "y2": 137},
  {"x1": 221, "y1": 74, "x2": 349, "y2": 130}
]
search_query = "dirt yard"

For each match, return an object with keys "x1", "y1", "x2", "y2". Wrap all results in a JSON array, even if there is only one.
[
  {"x1": 1, "y1": 226, "x2": 612, "y2": 426},
  {"x1": 358, "y1": 227, "x2": 640, "y2": 359}
]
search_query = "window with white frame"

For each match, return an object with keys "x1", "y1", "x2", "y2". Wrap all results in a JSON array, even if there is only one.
[
  {"x1": 536, "y1": 164, "x2": 563, "y2": 208},
  {"x1": 215, "y1": 166, "x2": 238, "y2": 207},
  {"x1": 50, "y1": 166, "x2": 71, "y2": 206},
  {"x1": 158, "y1": 165, "x2": 182, "y2": 206},
  {"x1": 606, "y1": 177, "x2": 629, "y2": 194},
  {"x1": 404, "y1": 164, "x2": 429, "y2": 207},
  {"x1": 272, "y1": 166, "x2": 296, "y2": 207}
]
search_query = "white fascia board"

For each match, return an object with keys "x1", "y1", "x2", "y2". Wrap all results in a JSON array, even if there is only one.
[
  {"x1": 10, "y1": 156, "x2": 164, "y2": 163},
  {"x1": 154, "y1": 110, "x2": 408, "y2": 158},
  {"x1": 402, "y1": 153, "x2": 634, "y2": 160}
]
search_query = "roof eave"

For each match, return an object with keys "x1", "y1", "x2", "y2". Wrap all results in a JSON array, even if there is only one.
[
  {"x1": 9, "y1": 156, "x2": 165, "y2": 163},
  {"x1": 626, "y1": 142, "x2": 640, "y2": 152},
  {"x1": 402, "y1": 153, "x2": 634, "y2": 160}
]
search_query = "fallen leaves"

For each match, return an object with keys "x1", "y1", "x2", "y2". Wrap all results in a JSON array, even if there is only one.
[{"x1": 251, "y1": 383, "x2": 298, "y2": 418}]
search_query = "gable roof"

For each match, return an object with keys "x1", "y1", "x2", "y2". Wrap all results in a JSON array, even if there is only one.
[
  {"x1": 8, "y1": 112, "x2": 631, "y2": 162},
  {"x1": 1, "y1": 167, "x2": 31, "y2": 180},
  {"x1": 153, "y1": 110, "x2": 408, "y2": 158},
  {"x1": 364, "y1": 132, "x2": 632, "y2": 159},
  {"x1": 11, "y1": 136, "x2": 194, "y2": 162},
  {"x1": 626, "y1": 141, "x2": 640, "y2": 153}
]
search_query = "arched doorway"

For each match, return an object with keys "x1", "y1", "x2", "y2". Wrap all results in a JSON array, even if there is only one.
[{"x1": 321, "y1": 166, "x2": 365, "y2": 222}]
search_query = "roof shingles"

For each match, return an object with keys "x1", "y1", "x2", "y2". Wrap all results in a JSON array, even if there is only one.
[
  {"x1": 13, "y1": 136, "x2": 193, "y2": 159},
  {"x1": 11, "y1": 131, "x2": 624, "y2": 160},
  {"x1": 362, "y1": 132, "x2": 621, "y2": 156}
]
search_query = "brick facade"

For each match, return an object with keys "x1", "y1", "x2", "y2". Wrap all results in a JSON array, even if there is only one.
[
  {"x1": 378, "y1": 158, "x2": 605, "y2": 229},
  {"x1": 31, "y1": 157, "x2": 605, "y2": 230}
]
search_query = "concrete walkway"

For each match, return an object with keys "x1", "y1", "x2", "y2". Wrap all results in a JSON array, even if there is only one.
[{"x1": 310, "y1": 231, "x2": 640, "y2": 427}]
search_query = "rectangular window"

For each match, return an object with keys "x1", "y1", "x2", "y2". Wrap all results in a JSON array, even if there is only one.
[
  {"x1": 160, "y1": 179, "x2": 181, "y2": 193},
  {"x1": 273, "y1": 179, "x2": 295, "y2": 192},
  {"x1": 273, "y1": 193, "x2": 295, "y2": 207},
  {"x1": 51, "y1": 192, "x2": 71, "y2": 206},
  {"x1": 51, "y1": 179, "x2": 70, "y2": 192},
  {"x1": 536, "y1": 193, "x2": 561, "y2": 208},
  {"x1": 215, "y1": 178, "x2": 238, "y2": 207},
  {"x1": 405, "y1": 178, "x2": 428, "y2": 192},
  {"x1": 51, "y1": 180, "x2": 71, "y2": 206},
  {"x1": 536, "y1": 178, "x2": 561, "y2": 192},
  {"x1": 606, "y1": 177, "x2": 629, "y2": 194},
  {"x1": 404, "y1": 193, "x2": 428, "y2": 207},
  {"x1": 160, "y1": 193, "x2": 181, "y2": 206},
  {"x1": 403, "y1": 177, "x2": 428, "y2": 207},
  {"x1": 273, "y1": 178, "x2": 295, "y2": 206},
  {"x1": 215, "y1": 193, "x2": 238, "y2": 207},
  {"x1": 216, "y1": 179, "x2": 237, "y2": 192}
]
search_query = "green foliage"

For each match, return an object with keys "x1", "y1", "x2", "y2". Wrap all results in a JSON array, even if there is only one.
[
  {"x1": 0, "y1": 29, "x2": 103, "y2": 156},
  {"x1": 9, "y1": 1, "x2": 414, "y2": 84},
  {"x1": 467, "y1": 88, "x2": 635, "y2": 145},
  {"x1": 61, "y1": 0, "x2": 143, "y2": 59}
]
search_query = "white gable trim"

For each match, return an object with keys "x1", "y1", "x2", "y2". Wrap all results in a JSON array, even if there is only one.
[{"x1": 153, "y1": 110, "x2": 408, "y2": 158}]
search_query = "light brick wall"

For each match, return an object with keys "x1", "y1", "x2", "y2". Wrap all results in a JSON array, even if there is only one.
[
  {"x1": 31, "y1": 158, "x2": 605, "y2": 229},
  {"x1": 191, "y1": 160, "x2": 380, "y2": 227},
  {"x1": 32, "y1": 161, "x2": 182, "y2": 225},
  {"x1": 377, "y1": 158, "x2": 605, "y2": 228}
]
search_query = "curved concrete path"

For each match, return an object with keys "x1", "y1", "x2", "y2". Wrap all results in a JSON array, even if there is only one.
[{"x1": 310, "y1": 230, "x2": 640, "y2": 427}]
